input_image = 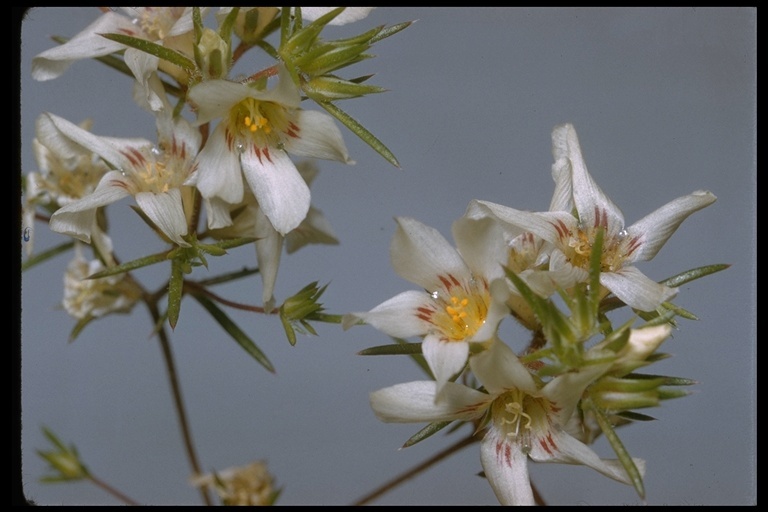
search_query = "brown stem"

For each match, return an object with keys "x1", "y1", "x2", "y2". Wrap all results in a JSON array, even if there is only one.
[
  {"x1": 88, "y1": 474, "x2": 141, "y2": 506},
  {"x1": 352, "y1": 433, "x2": 480, "y2": 506},
  {"x1": 243, "y1": 63, "x2": 280, "y2": 83},
  {"x1": 144, "y1": 298, "x2": 213, "y2": 506},
  {"x1": 184, "y1": 280, "x2": 278, "y2": 314}
]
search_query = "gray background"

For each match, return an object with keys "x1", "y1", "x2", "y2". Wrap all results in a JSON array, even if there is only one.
[{"x1": 19, "y1": 7, "x2": 755, "y2": 505}]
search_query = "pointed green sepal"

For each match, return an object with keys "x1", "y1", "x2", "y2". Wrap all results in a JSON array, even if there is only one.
[
  {"x1": 22, "y1": 240, "x2": 75, "y2": 272},
  {"x1": 86, "y1": 250, "x2": 170, "y2": 279},
  {"x1": 587, "y1": 402, "x2": 645, "y2": 500},
  {"x1": 369, "y1": 21, "x2": 415, "y2": 44},
  {"x1": 167, "y1": 257, "x2": 184, "y2": 329},
  {"x1": 99, "y1": 33, "x2": 196, "y2": 72},
  {"x1": 616, "y1": 410, "x2": 657, "y2": 422},
  {"x1": 357, "y1": 342, "x2": 423, "y2": 356},
  {"x1": 69, "y1": 314, "x2": 96, "y2": 343},
  {"x1": 316, "y1": 100, "x2": 400, "y2": 168},
  {"x1": 401, "y1": 421, "x2": 453, "y2": 449},
  {"x1": 661, "y1": 263, "x2": 731, "y2": 287}
]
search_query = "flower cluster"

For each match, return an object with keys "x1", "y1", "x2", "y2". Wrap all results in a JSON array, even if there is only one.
[
  {"x1": 345, "y1": 123, "x2": 716, "y2": 505},
  {"x1": 27, "y1": 7, "x2": 389, "y2": 311}
]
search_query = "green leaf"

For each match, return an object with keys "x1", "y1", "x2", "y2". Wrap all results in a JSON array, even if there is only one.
[
  {"x1": 193, "y1": 294, "x2": 275, "y2": 373},
  {"x1": 588, "y1": 402, "x2": 645, "y2": 500},
  {"x1": 369, "y1": 21, "x2": 415, "y2": 44},
  {"x1": 624, "y1": 373, "x2": 698, "y2": 386},
  {"x1": 69, "y1": 315, "x2": 96, "y2": 343},
  {"x1": 86, "y1": 250, "x2": 170, "y2": 279},
  {"x1": 402, "y1": 421, "x2": 453, "y2": 449},
  {"x1": 316, "y1": 101, "x2": 400, "y2": 168},
  {"x1": 661, "y1": 263, "x2": 731, "y2": 288},
  {"x1": 615, "y1": 410, "x2": 657, "y2": 422},
  {"x1": 168, "y1": 258, "x2": 184, "y2": 329},
  {"x1": 22, "y1": 240, "x2": 75, "y2": 272},
  {"x1": 357, "y1": 342, "x2": 423, "y2": 356},
  {"x1": 99, "y1": 33, "x2": 196, "y2": 72}
]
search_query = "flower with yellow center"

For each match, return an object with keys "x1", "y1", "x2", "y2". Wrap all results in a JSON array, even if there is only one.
[
  {"x1": 343, "y1": 216, "x2": 511, "y2": 400},
  {"x1": 369, "y1": 339, "x2": 645, "y2": 506},
  {"x1": 476, "y1": 123, "x2": 717, "y2": 312},
  {"x1": 47, "y1": 94, "x2": 201, "y2": 247},
  {"x1": 32, "y1": 8, "x2": 200, "y2": 111},
  {"x1": 188, "y1": 65, "x2": 353, "y2": 236}
]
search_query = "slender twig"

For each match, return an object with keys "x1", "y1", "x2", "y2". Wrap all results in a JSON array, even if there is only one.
[
  {"x1": 87, "y1": 474, "x2": 141, "y2": 506},
  {"x1": 183, "y1": 280, "x2": 278, "y2": 314},
  {"x1": 243, "y1": 63, "x2": 280, "y2": 83},
  {"x1": 144, "y1": 297, "x2": 213, "y2": 506},
  {"x1": 352, "y1": 433, "x2": 480, "y2": 506}
]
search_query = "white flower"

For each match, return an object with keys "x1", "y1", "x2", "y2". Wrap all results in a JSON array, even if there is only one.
[
  {"x1": 23, "y1": 116, "x2": 110, "y2": 255},
  {"x1": 294, "y1": 7, "x2": 375, "y2": 25},
  {"x1": 47, "y1": 86, "x2": 201, "y2": 247},
  {"x1": 187, "y1": 65, "x2": 353, "y2": 235},
  {"x1": 32, "y1": 8, "x2": 200, "y2": 111},
  {"x1": 63, "y1": 243, "x2": 141, "y2": 320},
  {"x1": 370, "y1": 340, "x2": 645, "y2": 506},
  {"x1": 462, "y1": 152, "x2": 583, "y2": 329},
  {"x1": 344, "y1": 216, "x2": 510, "y2": 400},
  {"x1": 477, "y1": 123, "x2": 717, "y2": 312},
  {"x1": 191, "y1": 461, "x2": 276, "y2": 506}
]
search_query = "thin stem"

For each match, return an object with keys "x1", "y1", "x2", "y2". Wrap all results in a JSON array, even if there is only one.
[
  {"x1": 87, "y1": 474, "x2": 141, "y2": 506},
  {"x1": 351, "y1": 433, "x2": 480, "y2": 506},
  {"x1": 243, "y1": 63, "x2": 280, "y2": 83},
  {"x1": 183, "y1": 280, "x2": 278, "y2": 314},
  {"x1": 144, "y1": 298, "x2": 213, "y2": 506}
]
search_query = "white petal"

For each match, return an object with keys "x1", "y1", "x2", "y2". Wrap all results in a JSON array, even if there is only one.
[
  {"x1": 188, "y1": 80, "x2": 253, "y2": 125},
  {"x1": 135, "y1": 190, "x2": 189, "y2": 246},
  {"x1": 31, "y1": 12, "x2": 132, "y2": 81},
  {"x1": 167, "y1": 7, "x2": 198, "y2": 37},
  {"x1": 254, "y1": 207, "x2": 283, "y2": 307},
  {"x1": 528, "y1": 429, "x2": 645, "y2": 486},
  {"x1": 469, "y1": 339, "x2": 537, "y2": 395},
  {"x1": 40, "y1": 113, "x2": 151, "y2": 170},
  {"x1": 257, "y1": 64, "x2": 302, "y2": 108},
  {"x1": 480, "y1": 430, "x2": 535, "y2": 506},
  {"x1": 452, "y1": 215, "x2": 508, "y2": 281},
  {"x1": 299, "y1": 7, "x2": 375, "y2": 25},
  {"x1": 285, "y1": 110, "x2": 354, "y2": 164},
  {"x1": 390, "y1": 217, "x2": 469, "y2": 291},
  {"x1": 475, "y1": 201, "x2": 570, "y2": 246},
  {"x1": 541, "y1": 363, "x2": 611, "y2": 424},
  {"x1": 124, "y1": 48, "x2": 163, "y2": 112},
  {"x1": 626, "y1": 190, "x2": 717, "y2": 262},
  {"x1": 344, "y1": 290, "x2": 430, "y2": 336},
  {"x1": 49, "y1": 171, "x2": 131, "y2": 242},
  {"x1": 195, "y1": 124, "x2": 244, "y2": 204},
  {"x1": 422, "y1": 336, "x2": 469, "y2": 400},
  {"x1": 369, "y1": 380, "x2": 488, "y2": 423},
  {"x1": 549, "y1": 139, "x2": 574, "y2": 212},
  {"x1": 600, "y1": 266, "x2": 678, "y2": 312},
  {"x1": 284, "y1": 206, "x2": 339, "y2": 254},
  {"x1": 554, "y1": 124, "x2": 625, "y2": 233},
  {"x1": 240, "y1": 147, "x2": 310, "y2": 235},
  {"x1": 203, "y1": 197, "x2": 234, "y2": 230}
]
